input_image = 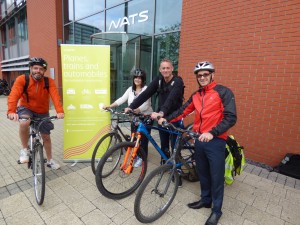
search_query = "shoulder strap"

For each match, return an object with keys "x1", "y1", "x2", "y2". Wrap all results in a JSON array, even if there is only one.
[
  {"x1": 44, "y1": 77, "x2": 49, "y2": 91},
  {"x1": 24, "y1": 74, "x2": 30, "y2": 102}
]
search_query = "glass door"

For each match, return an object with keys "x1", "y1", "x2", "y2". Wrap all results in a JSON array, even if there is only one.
[{"x1": 91, "y1": 32, "x2": 151, "y2": 105}]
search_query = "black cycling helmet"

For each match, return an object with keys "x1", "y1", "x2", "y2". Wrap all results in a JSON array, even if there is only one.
[
  {"x1": 131, "y1": 68, "x2": 146, "y2": 89},
  {"x1": 29, "y1": 57, "x2": 48, "y2": 70},
  {"x1": 194, "y1": 61, "x2": 215, "y2": 74},
  {"x1": 131, "y1": 68, "x2": 146, "y2": 77}
]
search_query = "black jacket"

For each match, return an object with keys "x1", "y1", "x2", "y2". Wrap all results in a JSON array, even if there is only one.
[{"x1": 129, "y1": 75, "x2": 184, "y2": 117}]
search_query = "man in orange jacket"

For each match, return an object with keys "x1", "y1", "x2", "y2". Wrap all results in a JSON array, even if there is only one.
[{"x1": 7, "y1": 57, "x2": 64, "y2": 169}]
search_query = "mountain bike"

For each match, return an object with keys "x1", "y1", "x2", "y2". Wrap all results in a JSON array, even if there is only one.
[
  {"x1": 91, "y1": 109, "x2": 131, "y2": 174},
  {"x1": 134, "y1": 121, "x2": 199, "y2": 223},
  {"x1": 95, "y1": 112, "x2": 195, "y2": 200},
  {"x1": 18, "y1": 116, "x2": 58, "y2": 205}
]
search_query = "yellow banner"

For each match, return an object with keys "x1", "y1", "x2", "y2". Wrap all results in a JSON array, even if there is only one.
[{"x1": 61, "y1": 44, "x2": 110, "y2": 161}]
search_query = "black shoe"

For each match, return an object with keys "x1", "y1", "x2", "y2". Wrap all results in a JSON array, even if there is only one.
[
  {"x1": 187, "y1": 200, "x2": 212, "y2": 209},
  {"x1": 205, "y1": 212, "x2": 221, "y2": 225},
  {"x1": 178, "y1": 176, "x2": 182, "y2": 187},
  {"x1": 172, "y1": 175, "x2": 183, "y2": 187}
]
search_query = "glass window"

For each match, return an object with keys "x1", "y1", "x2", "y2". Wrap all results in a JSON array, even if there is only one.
[
  {"x1": 155, "y1": 0, "x2": 182, "y2": 34},
  {"x1": 17, "y1": 9, "x2": 27, "y2": 41},
  {"x1": 106, "y1": 4, "x2": 125, "y2": 32},
  {"x1": 153, "y1": 32, "x2": 181, "y2": 76},
  {"x1": 74, "y1": 0, "x2": 104, "y2": 20},
  {"x1": 63, "y1": 0, "x2": 74, "y2": 24},
  {"x1": 1, "y1": 1, "x2": 6, "y2": 19},
  {"x1": 7, "y1": 18, "x2": 16, "y2": 46},
  {"x1": 64, "y1": 24, "x2": 74, "y2": 44},
  {"x1": 127, "y1": 0, "x2": 154, "y2": 35},
  {"x1": 74, "y1": 13, "x2": 104, "y2": 44},
  {"x1": 106, "y1": 0, "x2": 124, "y2": 8}
]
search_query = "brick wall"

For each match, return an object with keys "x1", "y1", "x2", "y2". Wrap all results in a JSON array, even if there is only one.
[
  {"x1": 27, "y1": 0, "x2": 63, "y2": 92},
  {"x1": 179, "y1": 0, "x2": 300, "y2": 166}
]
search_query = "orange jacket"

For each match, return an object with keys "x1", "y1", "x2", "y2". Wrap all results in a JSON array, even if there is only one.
[{"x1": 7, "y1": 74, "x2": 64, "y2": 114}]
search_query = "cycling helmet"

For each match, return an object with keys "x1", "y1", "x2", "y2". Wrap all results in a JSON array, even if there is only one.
[
  {"x1": 131, "y1": 68, "x2": 146, "y2": 88},
  {"x1": 131, "y1": 68, "x2": 146, "y2": 77},
  {"x1": 29, "y1": 57, "x2": 48, "y2": 70},
  {"x1": 194, "y1": 61, "x2": 215, "y2": 74}
]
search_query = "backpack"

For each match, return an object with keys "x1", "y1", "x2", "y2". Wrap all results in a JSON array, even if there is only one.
[
  {"x1": 23, "y1": 74, "x2": 49, "y2": 102},
  {"x1": 273, "y1": 153, "x2": 300, "y2": 179},
  {"x1": 224, "y1": 135, "x2": 245, "y2": 185}
]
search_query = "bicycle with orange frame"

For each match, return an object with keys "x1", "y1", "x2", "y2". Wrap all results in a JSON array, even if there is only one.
[{"x1": 95, "y1": 112, "x2": 195, "y2": 199}]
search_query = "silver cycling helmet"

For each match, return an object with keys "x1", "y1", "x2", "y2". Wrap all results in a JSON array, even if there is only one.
[{"x1": 194, "y1": 61, "x2": 215, "y2": 74}]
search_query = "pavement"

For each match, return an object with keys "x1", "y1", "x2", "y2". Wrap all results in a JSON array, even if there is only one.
[{"x1": 0, "y1": 95, "x2": 300, "y2": 225}]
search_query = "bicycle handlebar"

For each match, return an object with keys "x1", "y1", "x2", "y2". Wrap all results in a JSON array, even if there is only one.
[
  {"x1": 162, "y1": 121, "x2": 200, "y2": 139},
  {"x1": 19, "y1": 116, "x2": 58, "y2": 122}
]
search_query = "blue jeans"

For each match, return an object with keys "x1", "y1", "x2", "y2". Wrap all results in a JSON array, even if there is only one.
[{"x1": 194, "y1": 137, "x2": 226, "y2": 216}]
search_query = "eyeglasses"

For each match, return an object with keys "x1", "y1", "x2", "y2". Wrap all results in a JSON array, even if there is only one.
[{"x1": 196, "y1": 73, "x2": 211, "y2": 78}]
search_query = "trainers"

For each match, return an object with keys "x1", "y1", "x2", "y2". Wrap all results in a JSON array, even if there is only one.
[
  {"x1": 134, "y1": 157, "x2": 143, "y2": 167},
  {"x1": 47, "y1": 159, "x2": 60, "y2": 170},
  {"x1": 19, "y1": 149, "x2": 29, "y2": 163}
]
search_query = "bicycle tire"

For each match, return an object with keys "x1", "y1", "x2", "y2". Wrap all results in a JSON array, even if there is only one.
[
  {"x1": 91, "y1": 132, "x2": 122, "y2": 174},
  {"x1": 134, "y1": 164, "x2": 179, "y2": 223},
  {"x1": 95, "y1": 141, "x2": 147, "y2": 199},
  {"x1": 33, "y1": 142, "x2": 45, "y2": 205}
]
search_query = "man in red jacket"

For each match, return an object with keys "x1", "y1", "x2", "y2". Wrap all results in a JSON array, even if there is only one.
[
  {"x1": 7, "y1": 57, "x2": 64, "y2": 169},
  {"x1": 159, "y1": 61, "x2": 237, "y2": 225}
]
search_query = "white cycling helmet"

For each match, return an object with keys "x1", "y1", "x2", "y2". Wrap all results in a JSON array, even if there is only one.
[{"x1": 194, "y1": 61, "x2": 215, "y2": 74}]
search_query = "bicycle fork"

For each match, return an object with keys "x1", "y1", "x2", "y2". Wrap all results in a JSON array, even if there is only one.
[
  {"x1": 119, "y1": 132, "x2": 142, "y2": 174},
  {"x1": 153, "y1": 166, "x2": 176, "y2": 197}
]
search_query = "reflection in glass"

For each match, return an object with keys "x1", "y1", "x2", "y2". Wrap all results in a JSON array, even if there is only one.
[
  {"x1": 74, "y1": 0, "x2": 104, "y2": 20},
  {"x1": 64, "y1": 24, "x2": 74, "y2": 44},
  {"x1": 106, "y1": 0, "x2": 124, "y2": 8},
  {"x1": 127, "y1": 0, "x2": 154, "y2": 35},
  {"x1": 106, "y1": 4, "x2": 125, "y2": 32},
  {"x1": 63, "y1": 0, "x2": 74, "y2": 24},
  {"x1": 153, "y1": 32, "x2": 181, "y2": 76},
  {"x1": 155, "y1": 0, "x2": 182, "y2": 34}
]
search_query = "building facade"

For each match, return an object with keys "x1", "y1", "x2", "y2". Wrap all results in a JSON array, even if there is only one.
[{"x1": 0, "y1": 0, "x2": 299, "y2": 166}]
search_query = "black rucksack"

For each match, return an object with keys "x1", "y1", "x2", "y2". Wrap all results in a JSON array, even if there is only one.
[
  {"x1": 23, "y1": 74, "x2": 49, "y2": 102},
  {"x1": 273, "y1": 154, "x2": 300, "y2": 179}
]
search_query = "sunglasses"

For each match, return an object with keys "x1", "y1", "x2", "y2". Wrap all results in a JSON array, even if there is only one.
[{"x1": 196, "y1": 73, "x2": 211, "y2": 78}]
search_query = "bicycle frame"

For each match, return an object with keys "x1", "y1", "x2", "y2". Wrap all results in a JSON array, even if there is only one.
[{"x1": 120, "y1": 116, "x2": 191, "y2": 174}]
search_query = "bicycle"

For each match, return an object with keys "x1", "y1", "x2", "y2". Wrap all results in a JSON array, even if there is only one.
[
  {"x1": 91, "y1": 109, "x2": 131, "y2": 174},
  {"x1": 134, "y1": 121, "x2": 199, "y2": 223},
  {"x1": 95, "y1": 112, "x2": 195, "y2": 200},
  {"x1": 18, "y1": 116, "x2": 58, "y2": 205}
]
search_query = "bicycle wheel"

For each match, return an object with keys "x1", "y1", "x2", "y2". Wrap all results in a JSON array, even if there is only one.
[
  {"x1": 32, "y1": 141, "x2": 45, "y2": 205},
  {"x1": 134, "y1": 164, "x2": 179, "y2": 223},
  {"x1": 95, "y1": 141, "x2": 147, "y2": 199},
  {"x1": 91, "y1": 132, "x2": 122, "y2": 174}
]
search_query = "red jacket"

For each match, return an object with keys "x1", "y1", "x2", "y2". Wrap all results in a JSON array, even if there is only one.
[
  {"x1": 7, "y1": 74, "x2": 64, "y2": 114},
  {"x1": 166, "y1": 81, "x2": 237, "y2": 140}
]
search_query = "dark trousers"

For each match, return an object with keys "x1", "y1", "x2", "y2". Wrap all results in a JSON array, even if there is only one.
[
  {"x1": 194, "y1": 137, "x2": 226, "y2": 216},
  {"x1": 159, "y1": 120, "x2": 183, "y2": 158}
]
